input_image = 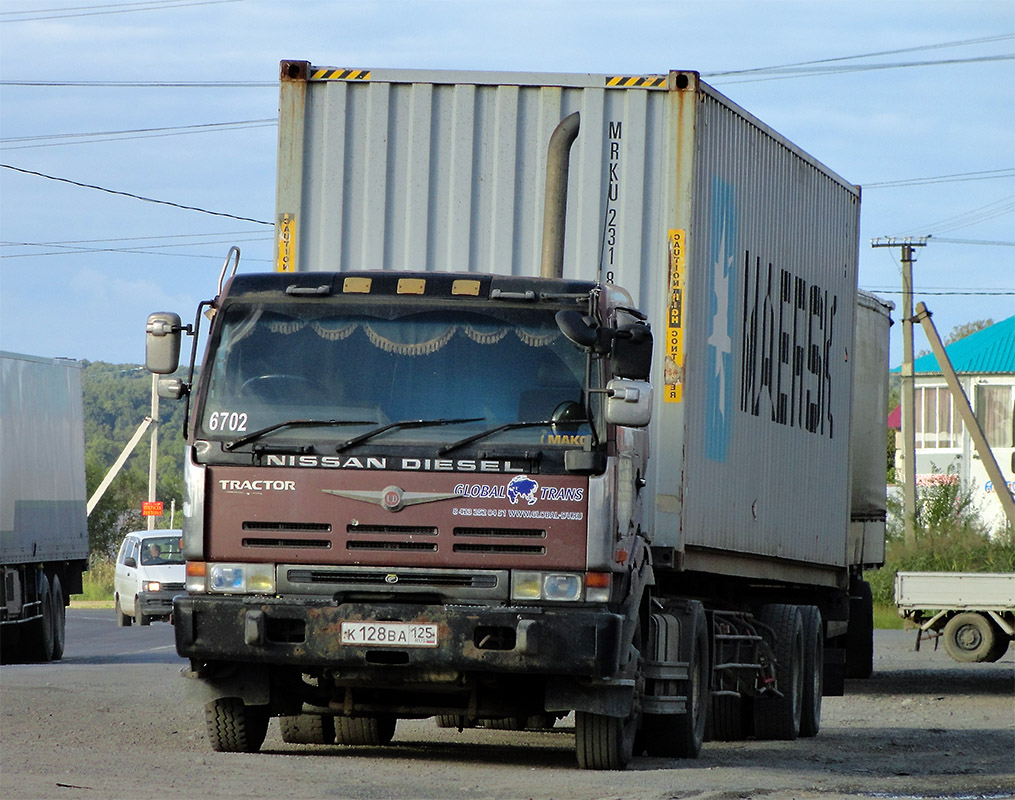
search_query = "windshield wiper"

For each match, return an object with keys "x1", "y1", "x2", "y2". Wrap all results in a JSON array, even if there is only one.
[
  {"x1": 335, "y1": 418, "x2": 484, "y2": 453},
  {"x1": 437, "y1": 418, "x2": 587, "y2": 456},
  {"x1": 225, "y1": 419, "x2": 377, "y2": 451}
]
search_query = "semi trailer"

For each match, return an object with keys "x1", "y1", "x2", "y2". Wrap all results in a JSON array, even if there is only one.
[
  {"x1": 1, "y1": 352, "x2": 89, "y2": 662},
  {"x1": 147, "y1": 64, "x2": 891, "y2": 769}
]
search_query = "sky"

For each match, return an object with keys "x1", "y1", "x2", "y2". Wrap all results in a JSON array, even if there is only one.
[{"x1": 0, "y1": 0, "x2": 1012, "y2": 369}]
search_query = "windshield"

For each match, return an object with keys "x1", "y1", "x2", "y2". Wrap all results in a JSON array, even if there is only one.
[
  {"x1": 139, "y1": 536, "x2": 184, "y2": 566},
  {"x1": 197, "y1": 300, "x2": 592, "y2": 451}
]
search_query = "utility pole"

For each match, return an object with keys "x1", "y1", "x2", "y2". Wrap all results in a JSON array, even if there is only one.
[
  {"x1": 871, "y1": 236, "x2": 928, "y2": 544},
  {"x1": 148, "y1": 372, "x2": 159, "y2": 531}
]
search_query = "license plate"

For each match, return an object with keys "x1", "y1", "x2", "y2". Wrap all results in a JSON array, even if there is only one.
[{"x1": 340, "y1": 621, "x2": 438, "y2": 648}]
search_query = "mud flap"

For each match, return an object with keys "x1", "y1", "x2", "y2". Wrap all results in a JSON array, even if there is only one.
[{"x1": 642, "y1": 611, "x2": 691, "y2": 714}]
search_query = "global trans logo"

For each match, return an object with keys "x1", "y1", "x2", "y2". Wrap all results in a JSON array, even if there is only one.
[{"x1": 507, "y1": 475, "x2": 539, "y2": 506}]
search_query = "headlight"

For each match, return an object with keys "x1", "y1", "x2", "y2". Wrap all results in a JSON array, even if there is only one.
[
  {"x1": 143, "y1": 581, "x2": 162, "y2": 593},
  {"x1": 511, "y1": 571, "x2": 610, "y2": 602},
  {"x1": 187, "y1": 562, "x2": 275, "y2": 594}
]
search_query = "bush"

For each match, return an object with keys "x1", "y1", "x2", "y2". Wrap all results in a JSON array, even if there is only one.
[
  {"x1": 871, "y1": 473, "x2": 1015, "y2": 607},
  {"x1": 73, "y1": 556, "x2": 115, "y2": 602}
]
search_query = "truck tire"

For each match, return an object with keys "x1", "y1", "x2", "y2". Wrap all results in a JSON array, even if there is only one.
[
  {"x1": 29, "y1": 573, "x2": 55, "y2": 662},
  {"x1": 335, "y1": 715, "x2": 396, "y2": 746},
  {"x1": 115, "y1": 594, "x2": 132, "y2": 627},
  {"x1": 706, "y1": 695, "x2": 748, "y2": 741},
  {"x1": 279, "y1": 713, "x2": 336, "y2": 744},
  {"x1": 204, "y1": 697, "x2": 269, "y2": 753},
  {"x1": 642, "y1": 603, "x2": 708, "y2": 758},
  {"x1": 845, "y1": 578, "x2": 874, "y2": 679},
  {"x1": 943, "y1": 612, "x2": 999, "y2": 663},
  {"x1": 575, "y1": 709, "x2": 638, "y2": 770},
  {"x1": 435, "y1": 714, "x2": 475, "y2": 729},
  {"x1": 798, "y1": 605, "x2": 823, "y2": 738},
  {"x1": 50, "y1": 574, "x2": 66, "y2": 661},
  {"x1": 753, "y1": 604, "x2": 803, "y2": 741}
]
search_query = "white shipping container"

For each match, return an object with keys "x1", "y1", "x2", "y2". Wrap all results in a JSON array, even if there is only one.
[{"x1": 275, "y1": 65, "x2": 864, "y2": 588}]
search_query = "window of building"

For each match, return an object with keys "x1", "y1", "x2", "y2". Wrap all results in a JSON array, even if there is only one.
[
  {"x1": 975, "y1": 384, "x2": 1015, "y2": 449},
  {"x1": 914, "y1": 385, "x2": 963, "y2": 449}
]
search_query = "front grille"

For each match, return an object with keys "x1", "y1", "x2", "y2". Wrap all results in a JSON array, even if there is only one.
[
  {"x1": 453, "y1": 527, "x2": 545, "y2": 538},
  {"x1": 347, "y1": 540, "x2": 438, "y2": 552},
  {"x1": 160, "y1": 582, "x2": 185, "y2": 592},
  {"x1": 243, "y1": 537, "x2": 332, "y2": 549},
  {"x1": 286, "y1": 568, "x2": 498, "y2": 589},
  {"x1": 243, "y1": 521, "x2": 332, "y2": 532},
  {"x1": 348, "y1": 525, "x2": 438, "y2": 536},
  {"x1": 452, "y1": 543, "x2": 546, "y2": 555}
]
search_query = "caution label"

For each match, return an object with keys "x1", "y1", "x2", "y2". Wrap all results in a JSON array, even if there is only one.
[{"x1": 665, "y1": 229, "x2": 686, "y2": 403}]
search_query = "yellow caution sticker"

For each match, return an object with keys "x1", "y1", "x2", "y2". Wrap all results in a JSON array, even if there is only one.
[
  {"x1": 276, "y1": 213, "x2": 295, "y2": 272},
  {"x1": 605, "y1": 75, "x2": 666, "y2": 89},
  {"x1": 664, "y1": 229, "x2": 686, "y2": 403},
  {"x1": 310, "y1": 69, "x2": 371, "y2": 81}
]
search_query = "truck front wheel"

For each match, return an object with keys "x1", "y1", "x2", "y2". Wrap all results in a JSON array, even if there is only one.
[
  {"x1": 29, "y1": 573, "x2": 55, "y2": 662},
  {"x1": 943, "y1": 613, "x2": 999, "y2": 663},
  {"x1": 204, "y1": 697, "x2": 269, "y2": 752},
  {"x1": 50, "y1": 574, "x2": 66, "y2": 661}
]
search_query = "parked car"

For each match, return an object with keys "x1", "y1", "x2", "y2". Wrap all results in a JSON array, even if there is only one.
[{"x1": 113, "y1": 530, "x2": 185, "y2": 626}]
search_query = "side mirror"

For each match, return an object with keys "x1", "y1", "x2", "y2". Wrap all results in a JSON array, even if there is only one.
[
  {"x1": 610, "y1": 323, "x2": 653, "y2": 380},
  {"x1": 124, "y1": 557, "x2": 137, "y2": 569},
  {"x1": 146, "y1": 312, "x2": 182, "y2": 375},
  {"x1": 605, "y1": 379, "x2": 653, "y2": 427},
  {"x1": 157, "y1": 378, "x2": 188, "y2": 400},
  {"x1": 556, "y1": 309, "x2": 601, "y2": 349}
]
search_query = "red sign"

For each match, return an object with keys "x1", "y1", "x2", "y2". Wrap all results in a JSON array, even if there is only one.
[{"x1": 142, "y1": 501, "x2": 164, "y2": 517}]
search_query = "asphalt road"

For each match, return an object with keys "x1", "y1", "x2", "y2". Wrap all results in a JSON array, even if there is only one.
[{"x1": 1, "y1": 608, "x2": 1012, "y2": 800}]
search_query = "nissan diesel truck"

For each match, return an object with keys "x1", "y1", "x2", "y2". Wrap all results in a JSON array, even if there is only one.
[{"x1": 146, "y1": 64, "x2": 890, "y2": 769}]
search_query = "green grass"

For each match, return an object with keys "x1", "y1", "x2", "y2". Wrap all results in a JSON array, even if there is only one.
[
  {"x1": 874, "y1": 603, "x2": 905, "y2": 630},
  {"x1": 73, "y1": 557, "x2": 115, "y2": 602}
]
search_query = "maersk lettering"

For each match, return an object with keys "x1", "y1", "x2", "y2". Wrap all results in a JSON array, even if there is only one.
[
  {"x1": 739, "y1": 252, "x2": 837, "y2": 438},
  {"x1": 262, "y1": 454, "x2": 524, "y2": 472}
]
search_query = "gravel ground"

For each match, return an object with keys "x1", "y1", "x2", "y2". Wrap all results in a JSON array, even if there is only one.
[{"x1": 1, "y1": 613, "x2": 1012, "y2": 800}]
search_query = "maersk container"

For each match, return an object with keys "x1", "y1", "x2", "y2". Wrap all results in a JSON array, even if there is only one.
[{"x1": 274, "y1": 64, "x2": 865, "y2": 588}]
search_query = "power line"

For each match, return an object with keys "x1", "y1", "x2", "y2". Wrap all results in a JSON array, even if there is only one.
[
  {"x1": 713, "y1": 54, "x2": 1013, "y2": 84},
  {"x1": 0, "y1": 79, "x2": 273, "y2": 88},
  {"x1": 863, "y1": 288, "x2": 1015, "y2": 296},
  {"x1": 0, "y1": 163, "x2": 271, "y2": 225},
  {"x1": 1, "y1": 119, "x2": 277, "y2": 150},
  {"x1": 705, "y1": 34, "x2": 1014, "y2": 77},
  {"x1": 0, "y1": 0, "x2": 245, "y2": 23},
  {"x1": 863, "y1": 169, "x2": 1015, "y2": 188}
]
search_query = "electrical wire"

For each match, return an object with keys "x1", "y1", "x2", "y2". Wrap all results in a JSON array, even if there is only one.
[
  {"x1": 1, "y1": 119, "x2": 277, "y2": 150},
  {"x1": 863, "y1": 169, "x2": 1015, "y2": 188},
  {"x1": 0, "y1": 163, "x2": 271, "y2": 225},
  {"x1": 0, "y1": 0, "x2": 245, "y2": 23}
]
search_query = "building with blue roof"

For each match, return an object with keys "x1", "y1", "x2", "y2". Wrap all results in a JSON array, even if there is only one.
[{"x1": 890, "y1": 315, "x2": 1014, "y2": 532}]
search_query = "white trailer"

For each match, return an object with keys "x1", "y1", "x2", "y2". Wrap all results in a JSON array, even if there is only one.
[
  {"x1": 895, "y1": 571, "x2": 1014, "y2": 662},
  {"x1": 1, "y1": 352, "x2": 89, "y2": 662}
]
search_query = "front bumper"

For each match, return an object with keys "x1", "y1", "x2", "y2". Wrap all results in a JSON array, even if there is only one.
[
  {"x1": 137, "y1": 590, "x2": 177, "y2": 617},
  {"x1": 174, "y1": 595, "x2": 624, "y2": 678}
]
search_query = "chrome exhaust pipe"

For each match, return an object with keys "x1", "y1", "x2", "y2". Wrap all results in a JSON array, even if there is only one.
[{"x1": 540, "y1": 112, "x2": 580, "y2": 279}]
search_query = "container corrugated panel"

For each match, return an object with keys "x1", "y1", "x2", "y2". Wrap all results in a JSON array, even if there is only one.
[
  {"x1": 277, "y1": 66, "x2": 862, "y2": 583},
  {"x1": 671, "y1": 87, "x2": 860, "y2": 577},
  {"x1": 0, "y1": 352, "x2": 89, "y2": 564}
]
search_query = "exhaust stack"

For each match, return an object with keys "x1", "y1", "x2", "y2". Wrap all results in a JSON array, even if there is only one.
[{"x1": 540, "y1": 112, "x2": 581, "y2": 279}]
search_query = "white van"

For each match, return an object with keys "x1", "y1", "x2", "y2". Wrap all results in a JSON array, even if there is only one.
[{"x1": 113, "y1": 530, "x2": 185, "y2": 626}]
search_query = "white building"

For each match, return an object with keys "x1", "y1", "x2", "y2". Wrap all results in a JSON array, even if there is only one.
[{"x1": 891, "y1": 315, "x2": 1014, "y2": 533}]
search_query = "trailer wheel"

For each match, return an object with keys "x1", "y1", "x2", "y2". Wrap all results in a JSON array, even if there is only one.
[
  {"x1": 115, "y1": 594, "x2": 132, "y2": 627},
  {"x1": 204, "y1": 697, "x2": 269, "y2": 753},
  {"x1": 798, "y1": 605, "x2": 823, "y2": 738},
  {"x1": 642, "y1": 603, "x2": 709, "y2": 758},
  {"x1": 706, "y1": 695, "x2": 748, "y2": 741},
  {"x1": 50, "y1": 574, "x2": 66, "y2": 661},
  {"x1": 845, "y1": 578, "x2": 874, "y2": 679},
  {"x1": 943, "y1": 613, "x2": 999, "y2": 663},
  {"x1": 29, "y1": 573, "x2": 55, "y2": 662},
  {"x1": 279, "y1": 713, "x2": 336, "y2": 744},
  {"x1": 753, "y1": 604, "x2": 803, "y2": 740},
  {"x1": 335, "y1": 715, "x2": 396, "y2": 746}
]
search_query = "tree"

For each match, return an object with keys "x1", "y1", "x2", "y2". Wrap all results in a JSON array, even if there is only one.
[{"x1": 945, "y1": 319, "x2": 993, "y2": 346}]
